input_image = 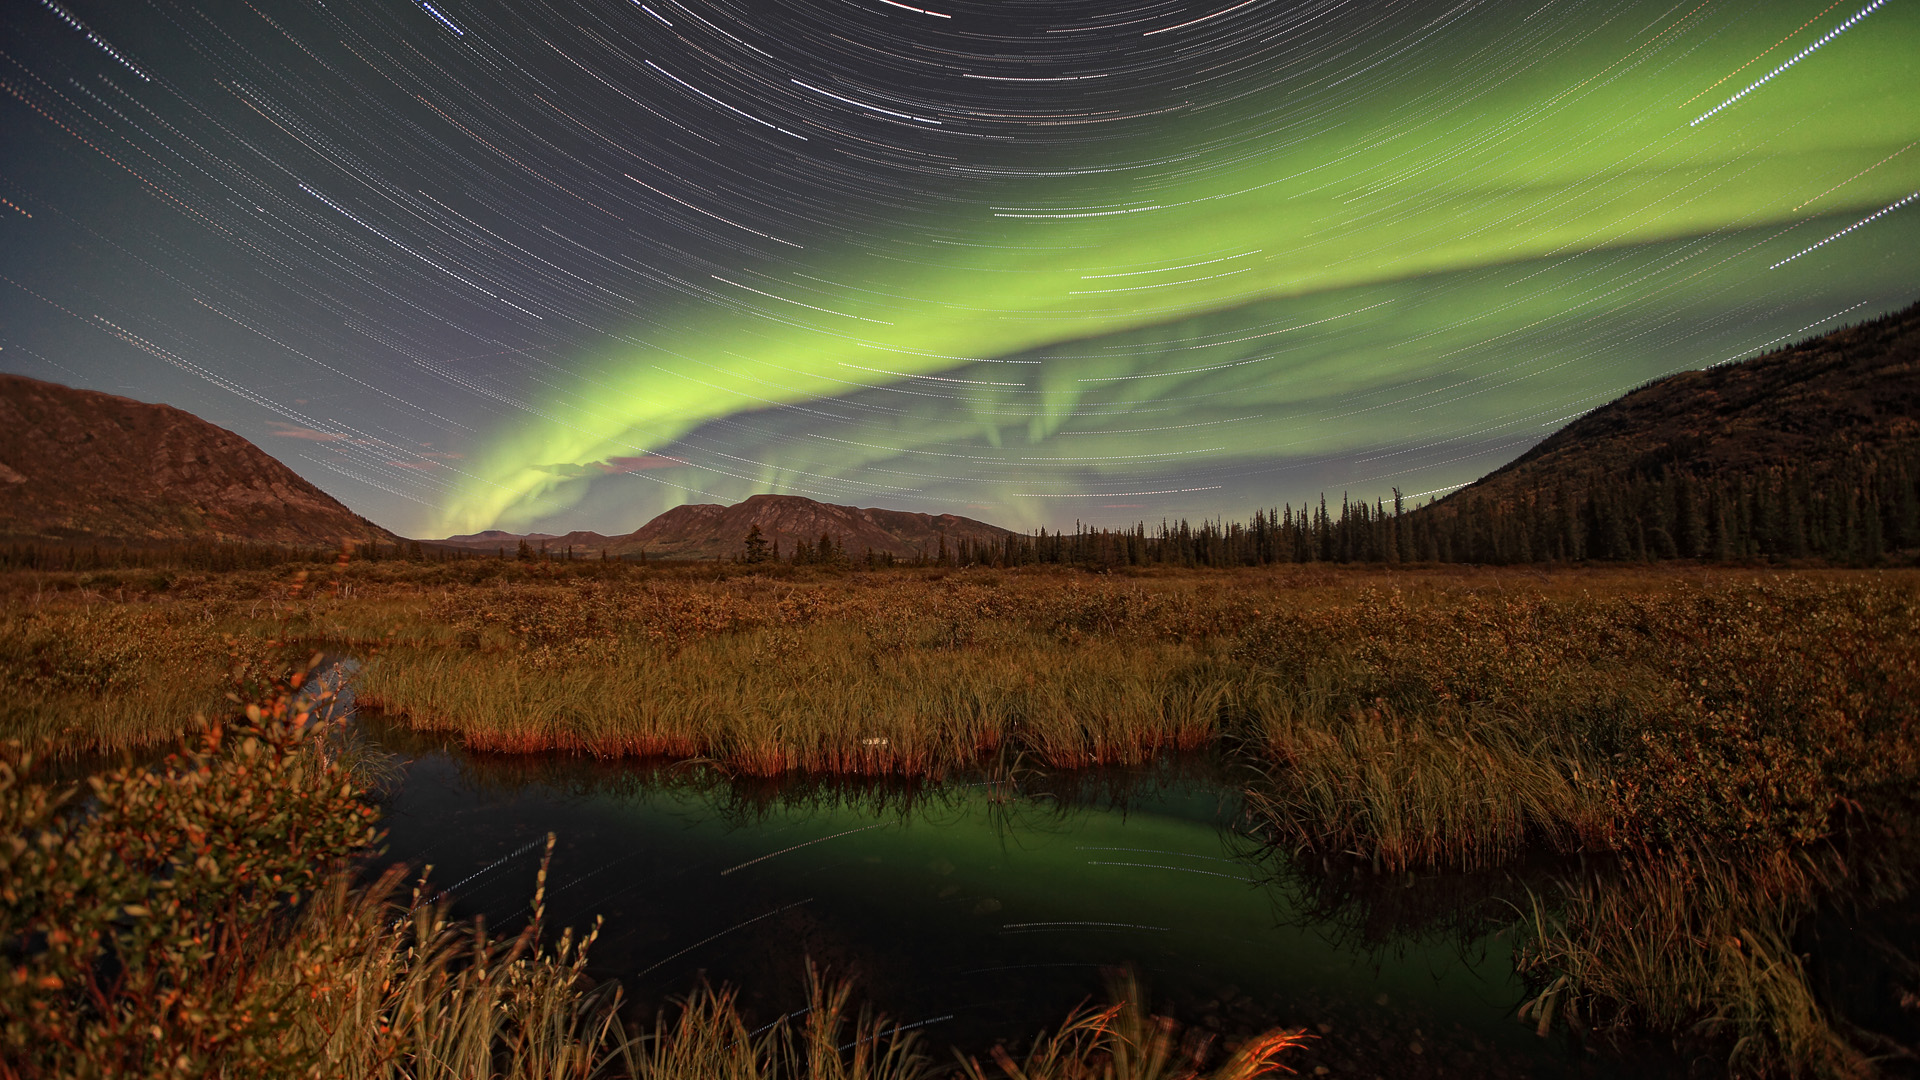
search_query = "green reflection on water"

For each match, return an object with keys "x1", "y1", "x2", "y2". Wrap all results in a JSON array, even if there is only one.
[{"x1": 375, "y1": 744, "x2": 1584, "y2": 1072}]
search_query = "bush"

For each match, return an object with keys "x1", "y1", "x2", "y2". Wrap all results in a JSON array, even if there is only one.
[{"x1": 1, "y1": 667, "x2": 378, "y2": 1077}]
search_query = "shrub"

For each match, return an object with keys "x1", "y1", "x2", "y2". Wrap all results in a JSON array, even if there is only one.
[{"x1": 1, "y1": 668, "x2": 378, "y2": 1077}]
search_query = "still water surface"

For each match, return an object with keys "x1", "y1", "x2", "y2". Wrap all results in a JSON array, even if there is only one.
[{"x1": 363, "y1": 716, "x2": 1645, "y2": 1078}]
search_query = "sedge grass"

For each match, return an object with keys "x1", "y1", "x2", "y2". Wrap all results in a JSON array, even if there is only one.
[
  {"x1": 955, "y1": 971, "x2": 1308, "y2": 1080},
  {"x1": 0, "y1": 601, "x2": 288, "y2": 754},
  {"x1": 1515, "y1": 844, "x2": 1881, "y2": 1079},
  {"x1": 1233, "y1": 575, "x2": 1920, "y2": 863},
  {"x1": 1244, "y1": 690, "x2": 1607, "y2": 872},
  {"x1": 7, "y1": 566, "x2": 1918, "y2": 861},
  {"x1": 353, "y1": 625, "x2": 1238, "y2": 776}
]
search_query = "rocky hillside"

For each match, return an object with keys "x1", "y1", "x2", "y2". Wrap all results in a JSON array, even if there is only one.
[
  {"x1": 615, "y1": 493, "x2": 1011, "y2": 561},
  {"x1": 0, "y1": 374, "x2": 398, "y2": 546},
  {"x1": 1457, "y1": 299, "x2": 1920, "y2": 503}
]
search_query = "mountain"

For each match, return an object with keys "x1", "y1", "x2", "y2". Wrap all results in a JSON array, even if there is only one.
[
  {"x1": 429, "y1": 494, "x2": 1010, "y2": 561},
  {"x1": 0, "y1": 374, "x2": 398, "y2": 546},
  {"x1": 1389, "y1": 300, "x2": 1920, "y2": 564},
  {"x1": 1456, "y1": 299, "x2": 1920, "y2": 505},
  {"x1": 612, "y1": 493, "x2": 1011, "y2": 561},
  {"x1": 432, "y1": 529, "x2": 616, "y2": 552}
]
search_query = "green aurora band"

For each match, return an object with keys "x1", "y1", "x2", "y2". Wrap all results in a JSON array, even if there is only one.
[{"x1": 442, "y1": 0, "x2": 1920, "y2": 535}]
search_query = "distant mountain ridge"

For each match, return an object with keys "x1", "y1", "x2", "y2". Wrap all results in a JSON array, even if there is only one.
[
  {"x1": 432, "y1": 493, "x2": 1012, "y2": 561},
  {"x1": 0, "y1": 374, "x2": 398, "y2": 546},
  {"x1": 624, "y1": 493, "x2": 1010, "y2": 560},
  {"x1": 434, "y1": 528, "x2": 616, "y2": 552},
  {"x1": 0, "y1": 374, "x2": 1012, "y2": 557}
]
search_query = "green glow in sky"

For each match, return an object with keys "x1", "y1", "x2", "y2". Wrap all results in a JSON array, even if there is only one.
[{"x1": 440, "y1": 0, "x2": 1920, "y2": 534}]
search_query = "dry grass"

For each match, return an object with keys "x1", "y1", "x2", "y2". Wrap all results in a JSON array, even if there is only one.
[
  {"x1": 0, "y1": 601, "x2": 285, "y2": 753},
  {"x1": 249, "y1": 855, "x2": 629, "y2": 1080},
  {"x1": 1244, "y1": 691, "x2": 1604, "y2": 872},
  {"x1": 354, "y1": 626, "x2": 1235, "y2": 774},
  {"x1": 1514, "y1": 844, "x2": 1895, "y2": 1079},
  {"x1": 954, "y1": 972, "x2": 1308, "y2": 1080},
  {"x1": 1234, "y1": 575, "x2": 1920, "y2": 865}
]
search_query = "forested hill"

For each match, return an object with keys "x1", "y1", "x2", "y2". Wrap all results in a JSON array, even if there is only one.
[
  {"x1": 1412, "y1": 299, "x2": 1920, "y2": 563},
  {"x1": 1468, "y1": 299, "x2": 1920, "y2": 498}
]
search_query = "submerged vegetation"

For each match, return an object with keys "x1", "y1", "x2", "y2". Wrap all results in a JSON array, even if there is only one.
[{"x1": 2, "y1": 558, "x2": 1917, "y2": 1076}]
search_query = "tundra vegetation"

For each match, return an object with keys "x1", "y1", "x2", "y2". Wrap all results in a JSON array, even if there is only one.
[
  {"x1": 2, "y1": 555, "x2": 1916, "y2": 1077},
  {"x1": 0, "y1": 661, "x2": 1310, "y2": 1079}
]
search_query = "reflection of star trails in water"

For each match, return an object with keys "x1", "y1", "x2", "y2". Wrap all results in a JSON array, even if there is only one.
[
  {"x1": 1001, "y1": 920, "x2": 1172, "y2": 933},
  {"x1": 1086, "y1": 861, "x2": 1254, "y2": 883},
  {"x1": 957, "y1": 961, "x2": 1112, "y2": 976},
  {"x1": 1076, "y1": 845, "x2": 1242, "y2": 865},
  {"x1": 719, "y1": 822, "x2": 889, "y2": 876},
  {"x1": 496, "y1": 849, "x2": 647, "y2": 927},
  {"x1": 839, "y1": 1013, "x2": 954, "y2": 1053},
  {"x1": 418, "y1": 835, "x2": 546, "y2": 910},
  {"x1": 638, "y1": 898, "x2": 814, "y2": 977}
]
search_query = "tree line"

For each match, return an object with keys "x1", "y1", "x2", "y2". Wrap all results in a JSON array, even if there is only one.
[
  {"x1": 0, "y1": 537, "x2": 447, "y2": 573},
  {"x1": 857, "y1": 443, "x2": 1920, "y2": 570}
]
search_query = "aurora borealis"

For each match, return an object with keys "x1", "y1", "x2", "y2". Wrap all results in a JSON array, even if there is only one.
[{"x1": 2, "y1": 0, "x2": 1916, "y2": 537}]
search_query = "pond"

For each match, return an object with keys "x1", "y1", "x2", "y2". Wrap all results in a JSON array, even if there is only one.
[{"x1": 361, "y1": 714, "x2": 1661, "y2": 1079}]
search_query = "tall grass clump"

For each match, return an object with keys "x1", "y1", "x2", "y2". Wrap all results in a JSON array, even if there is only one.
[
  {"x1": 621, "y1": 966, "x2": 1306, "y2": 1080},
  {"x1": 1514, "y1": 844, "x2": 1893, "y2": 1079},
  {"x1": 955, "y1": 971, "x2": 1308, "y2": 1080},
  {"x1": 1234, "y1": 577, "x2": 1920, "y2": 867},
  {"x1": 1243, "y1": 689, "x2": 1603, "y2": 872},
  {"x1": 265, "y1": 850, "x2": 630, "y2": 1079},
  {"x1": 626, "y1": 964, "x2": 930, "y2": 1080}
]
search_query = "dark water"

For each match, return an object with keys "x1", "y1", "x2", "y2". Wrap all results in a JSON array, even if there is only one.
[{"x1": 362, "y1": 718, "x2": 1653, "y2": 1078}]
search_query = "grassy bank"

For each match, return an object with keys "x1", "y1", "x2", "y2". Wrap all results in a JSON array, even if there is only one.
[
  {"x1": 1512, "y1": 843, "x2": 1890, "y2": 1078},
  {"x1": 357, "y1": 568, "x2": 1919, "y2": 873}
]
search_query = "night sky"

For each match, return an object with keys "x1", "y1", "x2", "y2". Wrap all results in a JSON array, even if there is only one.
[{"x1": 2, "y1": 0, "x2": 1915, "y2": 539}]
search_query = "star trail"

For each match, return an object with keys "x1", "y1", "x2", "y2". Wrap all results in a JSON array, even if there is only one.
[{"x1": 1, "y1": 0, "x2": 1915, "y2": 537}]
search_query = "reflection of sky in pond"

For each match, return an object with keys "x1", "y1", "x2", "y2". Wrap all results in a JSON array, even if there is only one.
[{"x1": 371, "y1": 742, "x2": 1639, "y2": 1074}]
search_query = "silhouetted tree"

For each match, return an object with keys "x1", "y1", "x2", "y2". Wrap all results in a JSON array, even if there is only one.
[{"x1": 742, "y1": 523, "x2": 770, "y2": 563}]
